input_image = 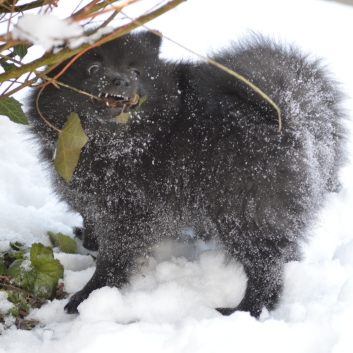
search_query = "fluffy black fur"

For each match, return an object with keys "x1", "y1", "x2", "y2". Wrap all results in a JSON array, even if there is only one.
[{"x1": 26, "y1": 31, "x2": 346, "y2": 317}]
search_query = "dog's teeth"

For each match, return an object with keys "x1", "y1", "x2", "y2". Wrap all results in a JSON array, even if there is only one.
[
  {"x1": 105, "y1": 93, "x2": 109, "y2": 98},
  {"x1": 106, "y1": 102, "x2": 110, "y2": 106},
  {"x1": 124, "y1": 96, "x2": 128, "y2": 100}
]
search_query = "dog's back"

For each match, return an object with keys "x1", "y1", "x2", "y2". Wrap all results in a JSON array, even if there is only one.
[{"x1": 26, "y1": 32, "x2": 346, "y2": 317}]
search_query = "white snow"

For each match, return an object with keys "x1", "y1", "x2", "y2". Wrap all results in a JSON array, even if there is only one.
[
  {"x1": 1, "y1": 0, "x2": 353, "y2": 352},
  {"x1": 12, "y1": 14, "x2": 84, "y2": 51},
  {"x1": 0, "y1": 292, "x2": 14, "y2": 315}
]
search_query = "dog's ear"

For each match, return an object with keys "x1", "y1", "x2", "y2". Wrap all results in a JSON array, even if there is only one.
[{"x1": 140, "y1": 30, "x2": 163, "y2": 54}]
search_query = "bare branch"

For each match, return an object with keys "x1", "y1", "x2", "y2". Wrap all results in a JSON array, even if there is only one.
[
  {"x1": 0, "y1": 0, "x2": 51, "y2": 14},
  {"x1": 0, "y1": 0, "x2": 186, "y2": 85}
]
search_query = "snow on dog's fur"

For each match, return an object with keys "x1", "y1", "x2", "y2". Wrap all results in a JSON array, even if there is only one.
[{"x1": 27, "y1": 31, "x2": 346, "y2": 317}]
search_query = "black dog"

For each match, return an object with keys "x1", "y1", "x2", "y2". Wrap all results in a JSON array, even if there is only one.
[{"x1": 27, "y1": 31, "x2": 346, "y2": 317}]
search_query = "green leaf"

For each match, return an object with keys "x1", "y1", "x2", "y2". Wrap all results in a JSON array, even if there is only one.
[
  {"x1": 13, "y1": 44, "x2": 28, "y2": 60},
  {"x1": 5, "y1": 290, "x2": 17, "y2": 304},
  {"x1": 54, "y1": 112, "x2": 88, "y2": 181},
  {"x1": 30, "y1": 243, "x2": 54, "y2": 262},
  {"x1": 0, "y1": 255, "x2": 4, "y2": 275},
  {"x1": 115, "y1": 112, "x2": 129, "y2": 124},
  {"x1": 31, "y1": 256, "x2": 64, "y2": 298},
  {"x1": 7, "y1": 307, "x2": 19, "y2": 316},
  {"x1": 132, "y1": 95, "x2": 147, "y2": 111},
  {"x1": 31, "y1": 243, "x2": 64, "y2": 298},
  {"x1": 1, "y1": 62, "x2": 16, "y2": 72},
  {"x1": 115, "y1": 95, "x2": 147, "y2": 124},
  {"x1": 56, "y1": 233, "x2": 77, "y2": 254},
  {"x1": 10, "y1": 241, "x2": 25, "y2": 251},
  {"x1": 19, "y1": 301, "x2": 31, "y2": 312},
  {"x1": 48, "y1": 231, "x2": 77, "y2": 253},
  {"x1": 8, "y1": 243, "x2": 64, "y2": 299},
  {"x1": 48, "y1": 231, "x2": 59, "y2": 247},
  {"x1": 8, "y1": 259, "x2": 36, "y2": 290},
  {"x1": 0, "y1": 97, "x2": 28, "y2": 125},
  {"x1": 7, "y1": 250, "x2": 26, "y2": 260}
]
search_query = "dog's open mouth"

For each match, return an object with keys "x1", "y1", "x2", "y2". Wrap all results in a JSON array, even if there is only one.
[{"x1": 91, "y1": 93, "x2": 140, "y2": 109}]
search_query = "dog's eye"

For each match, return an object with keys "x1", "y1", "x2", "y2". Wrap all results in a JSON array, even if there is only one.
[{"x1": 88, "y1": 65, "x2": 100, "y2": 75}]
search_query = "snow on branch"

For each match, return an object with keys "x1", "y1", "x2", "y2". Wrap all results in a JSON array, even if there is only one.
[{"x1": 0, "y1": 0, "x2": 185, "y2": 100}]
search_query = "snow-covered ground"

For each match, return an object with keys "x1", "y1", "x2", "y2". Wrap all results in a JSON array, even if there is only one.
[{"x1": 1, "y1": 0, "x2": 353, "y2": 352}]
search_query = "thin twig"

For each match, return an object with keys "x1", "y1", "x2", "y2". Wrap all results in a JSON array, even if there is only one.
[
  {"x1": 0, "y1": 0, "x2": 50, "y2": 14},
  {"x1": 72, "y1": 0, "x2": 137, "y2": 22},
  {"x1": 96, "y1": 10, "x2": 119, "y2": 31},
  {"x1": 71, "y1": 0, "x2": 86, "y2": 16},
  {"x1": 35, "y1": 85, "x2": 60, "y2": 132},
  {"x1": 70, "y1": 0, "x2": 116, "y2": 21},
  {"x1": 38, "y1": 0, "x2": 186, "y2": 90},
  {"x1": 6, "y1": 0, "x2": 15, "y2": 34},
  {"x1": 123, "y1": 17, "x2": 282, "y2": 132},
  {"x1": 0, "y1": 76, "x2": 38, "y2": 98},
  {"x1": 0, "y1": 0, "x2": 185, "y2": 84},
  {"x1": 40, "y1": 73, "x2": 103, "y2": 101}
]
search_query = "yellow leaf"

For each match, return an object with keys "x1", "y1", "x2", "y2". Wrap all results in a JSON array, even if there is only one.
[
  {"x1": 115, "y1": 112, "x2": 129, "y2": 124},
  {"x1": 54, "y1": 113, "x2": 88, "y2": 181}
]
